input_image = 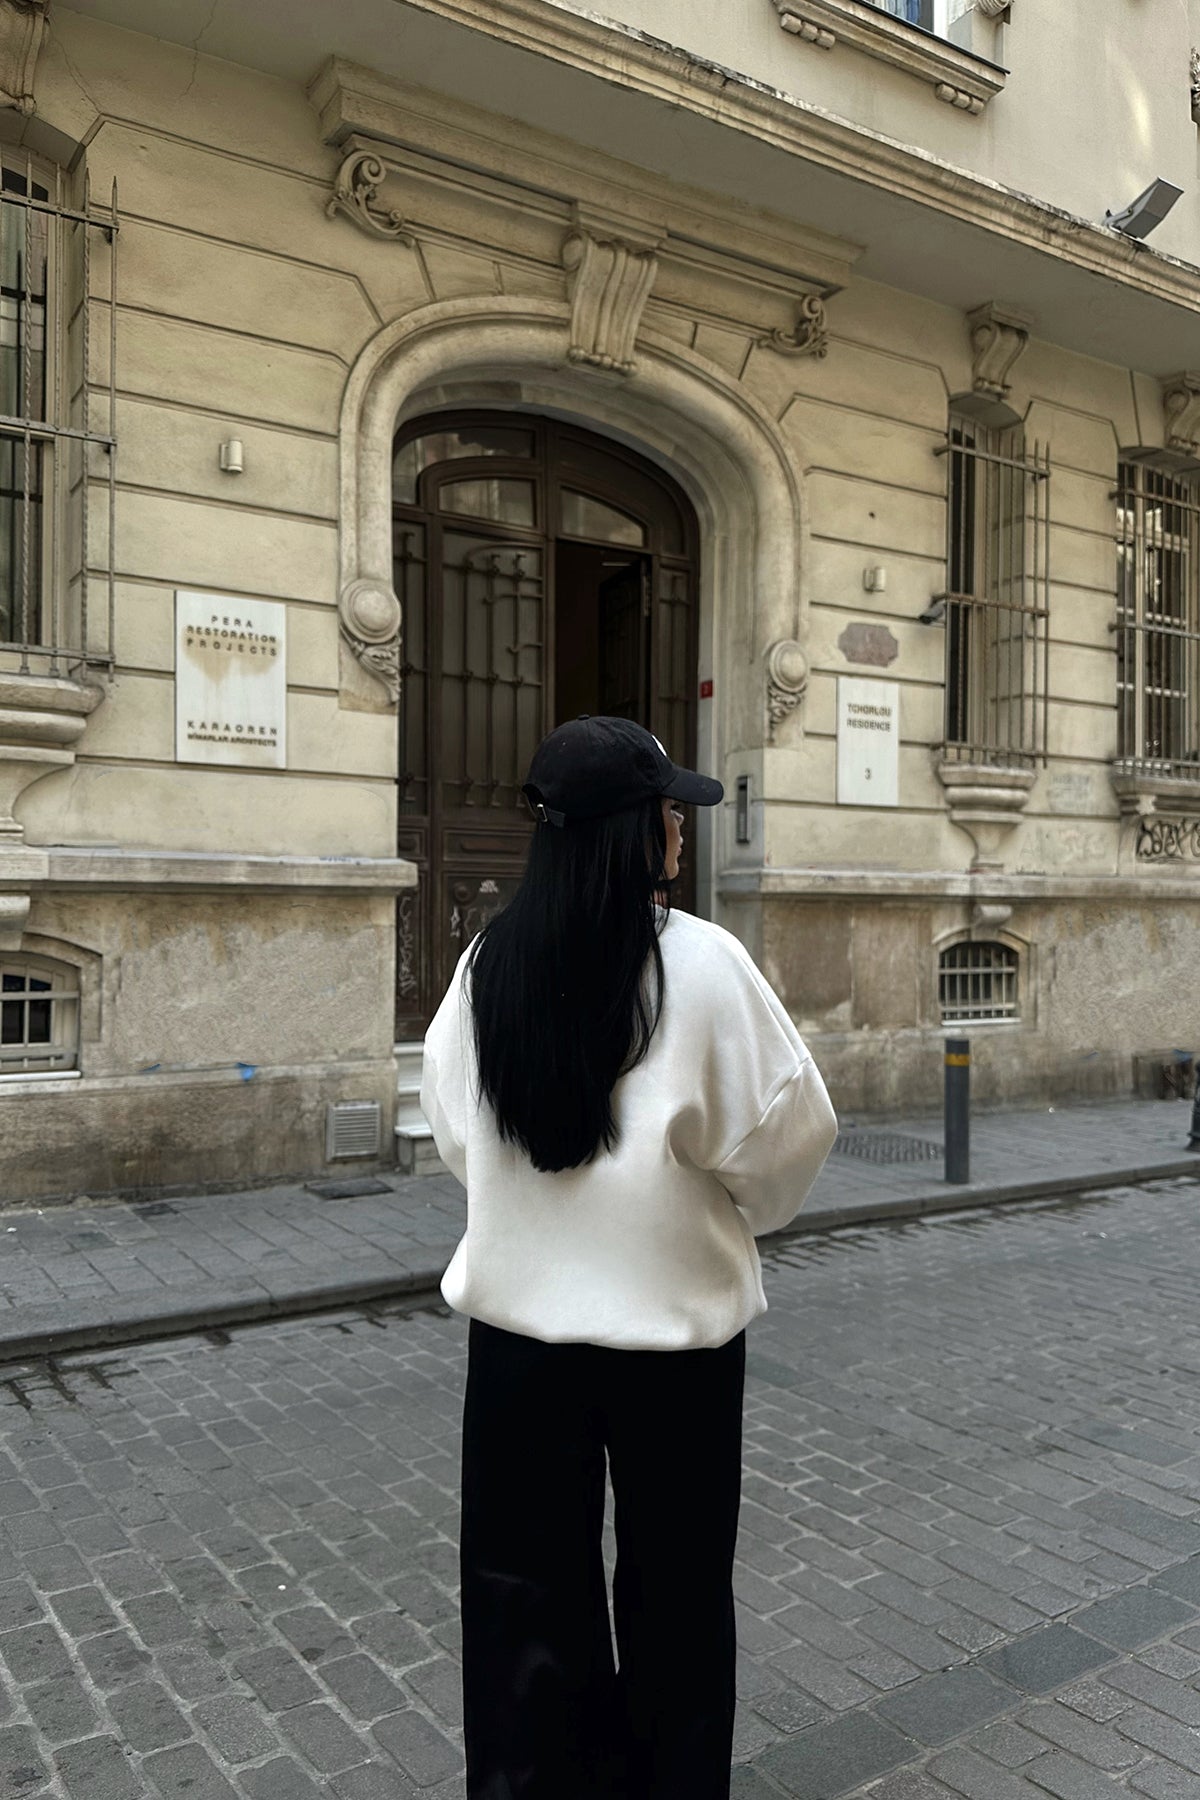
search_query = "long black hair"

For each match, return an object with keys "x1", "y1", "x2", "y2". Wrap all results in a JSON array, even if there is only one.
[{"x1": 467, "y1": 796, "x2": 670, "y2": 1173}]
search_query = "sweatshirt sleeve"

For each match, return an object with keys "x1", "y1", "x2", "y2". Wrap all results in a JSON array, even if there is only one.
[
  {"x1": 714, "y1": 1054, "x2": 838, "y2": 1238},
  {"x1": 692, "y1": 930, "x2": 838, "y2": 1238},
  {"x1": 419, "y1": 955, "x2": 471, "y2": 1187}
]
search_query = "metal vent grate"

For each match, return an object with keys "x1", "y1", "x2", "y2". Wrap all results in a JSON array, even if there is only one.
[
  {"x1": 833, "y1": 1132, "x2": 944, "y2": 1164},
  {"x1": 326, "y1": 1101, "x2": 382, "y2": 1161}
]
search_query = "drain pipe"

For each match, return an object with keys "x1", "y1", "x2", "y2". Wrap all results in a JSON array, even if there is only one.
[{"x1": 945, "y1": 1038, "x2": 970, "y2": 1184}]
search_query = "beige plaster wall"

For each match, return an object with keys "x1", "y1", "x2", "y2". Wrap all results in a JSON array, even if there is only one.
[
  {"x1": 596, "y1": 1, "x2": 1200, "y2": 268},
  {"x1": 756, "y1": 892, "x2": 1200, "y2": 1114}
]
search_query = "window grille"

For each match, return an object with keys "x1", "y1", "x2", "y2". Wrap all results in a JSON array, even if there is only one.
[
  {"x1": 0, "y1": 956, "x2": 79, "y2": 1074},
  {"x1": 1114, "y1": 461, "x2": 1200, "y2": 779},
  {"x1": 938, "y1": 940, "x2": 1018, "y2": 1024},
  {"x1": 937, "y1": 419, "x2": 1050, "y2": 767},
  {"x1": 0, "y1": 154, "x2": 118, "y2": 678}
]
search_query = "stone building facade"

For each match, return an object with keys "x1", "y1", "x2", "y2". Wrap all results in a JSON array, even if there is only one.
[{"x1": 2, "y1": 0, "x2": 1200, "y2": 1200}]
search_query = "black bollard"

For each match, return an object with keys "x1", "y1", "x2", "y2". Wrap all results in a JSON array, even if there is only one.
[
  {"x1": 944, "y1": 1037, "x2": 970, "y2": 1184},
  {"x1": 1189, "y1": 1065, "x2": 1200, "y2": 1152}
]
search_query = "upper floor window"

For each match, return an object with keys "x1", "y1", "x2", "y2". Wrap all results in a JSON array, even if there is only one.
[
  {"x1": 939, "y1": 416, "x2": 1050, "y2": 767},
  {"x1": 0, "y1": 154, "x2": 118, "y2": 678},
  {"x1": 0, "y1": 955, "x2": 79, "y2": 1076},
  {"x1": 1115, "y1": 462, "x2": 1200, "y2": 780},
  {"x1": 870, "y1": 0, "x2": 940, "y2": 30}
]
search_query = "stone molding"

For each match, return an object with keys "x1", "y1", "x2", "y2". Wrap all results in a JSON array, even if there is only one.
[
  {"x1": 757, "y1": 293, "x2": 829, "y2": 360},
  {"x1": 936, "y1": 759, "x2": 1036, "y2": 871},
  {"x1": 718, "y1": 868, "x2": 1200, "y2": 901},
  {"x1": 1111, "y1": 767, "x2": 1200, "y2": 819},
  {"x1": 772, "y1": 0, "x2": 1006, "y2": 114},
  {"x1": 1192, "y1": 48, "x2": 1200, "y2": 126},
  {"x1": 326, "y1": 147, "x2": 414, "y2": 242},
  {"x1": 344, "y1": 11, "x2": 1200, "y2": 331},
  {"x1": 561, "y1": 203, "x2": 663, "y2": 376},
  {"x1": 0, "y1": 847, "x2": 418, "y2": 893},
  {"x1": 1162, "y1": 373, "x2": 1200, "y2": 459},
  {"x1": 337, "y1": 297, "x2": 807, "y2": 728},
  {"x1": 0, "y1": 0, "x2": 47, "y2": 118},
  {"x1": 766, "y1": 639, "x2": 809, "y2": 739},
  {"x1": 0, "y1": 673, "x2": 103, "y2": 845},
  {"x1": 0, "y1": 891, "x2": 28, "y2": 948}
]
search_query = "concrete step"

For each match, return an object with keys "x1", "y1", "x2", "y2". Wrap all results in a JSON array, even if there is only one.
[{"x1": 394, "y1": 1121, "x2": 448, "y2": 1178}]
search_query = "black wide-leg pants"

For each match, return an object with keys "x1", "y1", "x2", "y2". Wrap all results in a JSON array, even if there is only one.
[{"x1": 458, "y1": 1316, "x2": 746, "y2": 1800}]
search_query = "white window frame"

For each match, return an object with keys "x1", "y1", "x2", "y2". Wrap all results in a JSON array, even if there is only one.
[
  {"x1": 0, "y1": 952, "x2": 80, "y2": 1077},
  {"x1": 772, "y1": 0, "x2": 1006, "y2": 114}
]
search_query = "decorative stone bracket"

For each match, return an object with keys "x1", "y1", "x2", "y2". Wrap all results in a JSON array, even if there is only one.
[
  {"x1": 561, "y1": 203, "x2": 662, "y2": 376},
  {"x1": 950, "y1": 302, "x2": 1031, "y2": 427},
  {"x1": 937, "y1": 759, "x2": 1035, "y2": 870},
  {"x1": 766, "y1": 639, "x2": 809, "y2": 740},
  {"x1": 758, "y1": 293, "x2": 829, "y2": 360},
  {"x1": 1162, "y1": 373, "x2": 1200, "y2": 461},
  {"x1": 338, "y1": 579, "x2": 402, "y2": 705},
  {"x1": 0, "y1": 892, "x2": 29, "y2": 949},
  {"x1": 772, "y1": 0, "x2": 1006, "y2": 114},
  {"x1": 326, "y1": 147, "x2": 414, "y2": 242},
  {"x1": 0, "y1": 0, "x2": 48, "y2": 118},
  {"x1": 0, "y1": 671, "x2": 103, "y2": 844}
]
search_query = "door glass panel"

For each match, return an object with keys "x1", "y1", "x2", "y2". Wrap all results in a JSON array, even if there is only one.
[
  {"x1": 393, "y1": 426, "x2": 535, "y2": 502},
  {"x1": 441, "y1": 533, "x2": 545, "y2": 812},
  {"x1": 655, "y1": 565, "x2": 692, "y2": 765},
  {"x1": 560, "y1": 490, "x2": 646, "y2": 547},
  {"x1": 598, "y1": 561, "x2": 646, "y2": 721},
  {"x1": 438, "y1": 478, "x2": 535, "y2": 528}
]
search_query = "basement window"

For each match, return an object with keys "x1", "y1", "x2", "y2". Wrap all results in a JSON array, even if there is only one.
[
  {"x1": 938, "y1": 940, "x2": 1018, "y2": 1024},
  {"x1": 0, "y1": 956, "x2": 79, "y2": 1076}
]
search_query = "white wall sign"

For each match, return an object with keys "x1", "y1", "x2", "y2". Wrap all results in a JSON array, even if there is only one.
[
  {"x1": 837, "y1": 676, "x2": 899, "y2": 807},
  {"x1": 175, "y1": 590, "x2": 286, "y2": 769}
]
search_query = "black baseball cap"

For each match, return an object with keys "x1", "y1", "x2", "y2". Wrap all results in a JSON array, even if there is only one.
[{"x1": 522, "y1": 715, "x2": 723, "y2": 826}]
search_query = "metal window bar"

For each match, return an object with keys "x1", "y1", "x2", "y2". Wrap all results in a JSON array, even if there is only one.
[
  {"x1": 937, "y1": 424, "x2": 1050, "y2": 768},
  {"x1": 938, "y1": 940, "x2": 1018, "y2": 1024},
  {"x1": 1114, "y1": 461, "x2": 1200, "y2": 779},
  {"x1": 0, "y1": 155, "x2": 117, "y2": 677}
]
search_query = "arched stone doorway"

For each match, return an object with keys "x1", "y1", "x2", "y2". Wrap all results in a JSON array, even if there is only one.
[{"x1": 392, "y1": 410, "x2": 701, "y2": 1037}]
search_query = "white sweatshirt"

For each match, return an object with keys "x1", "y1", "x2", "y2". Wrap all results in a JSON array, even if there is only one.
[{"x1": 419, "y1": 908, "x2": 838, "y2": 1351}]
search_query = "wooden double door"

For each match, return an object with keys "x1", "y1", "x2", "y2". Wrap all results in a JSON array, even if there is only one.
[{"x1": 392, "y1": 411, "x2": 701, "y2": 1038}]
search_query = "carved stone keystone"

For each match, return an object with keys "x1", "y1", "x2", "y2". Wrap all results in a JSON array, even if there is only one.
[
  {"x1": 0, "y1": 891, "x2": 29, "y2": 949},
  {"x1": 0, "y1": 0, "x2": 47, "y2": 117},
  {"x1": 562, "y1": 204, "x2": 662, "y2": 377}
]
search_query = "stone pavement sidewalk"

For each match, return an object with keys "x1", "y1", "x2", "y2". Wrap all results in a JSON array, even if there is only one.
[{"x1": 0, "y1": 1097, "x2": 1196, "y2": 1364}]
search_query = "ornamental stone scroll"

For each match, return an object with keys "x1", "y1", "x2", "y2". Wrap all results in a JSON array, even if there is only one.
[
  {"x1": 0, "y1": 0, "x2": 47, "y2": 118},
  {"x1": 766, "y1": 639, "x2": 809, "y2": 740},
  {"x1": 338, "y1": 578, "x2": 402, "y2": 705}
]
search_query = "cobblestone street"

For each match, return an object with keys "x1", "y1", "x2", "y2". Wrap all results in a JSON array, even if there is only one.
[{"x1": 4, "y1": 1178, "x2": 1200, "y2": 1797}]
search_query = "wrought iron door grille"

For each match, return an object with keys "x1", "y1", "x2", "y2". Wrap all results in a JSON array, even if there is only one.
[
  {"x1": 0, "y1": 155, "x2": 118, "y2": 678},
  {"x1": 938, "y1": 939, "x2": 1018, "y2": 1023},
  {"x1": 937, "y1": 424, "x2": 1050, "y2": 768},
  {"x1": 1114, "y1": 462, "x2": 1200, "y2": 779}
]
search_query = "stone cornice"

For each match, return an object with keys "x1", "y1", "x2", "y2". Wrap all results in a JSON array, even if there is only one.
[
  {"x1": 719, "y1": 867, "x2": 1200, "y2": 901},
  {"x1": 773, "y1": 0, "x2": 1006, "y2": 114},
  {"x1": 373, "y1": 1, "x2": 1200, "y2": 324},
  {"x1": 0, "y1": 848, "x2": 418, "y2": 893}
]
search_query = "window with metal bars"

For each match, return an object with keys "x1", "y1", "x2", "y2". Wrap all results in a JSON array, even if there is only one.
[
  {"x1": 0, "y1": 956, "x2": 79, "y2": 1076},
  {"x1": 938, "y1": 940, "x2": 1018, "y2": 1024},
  {"x1": 939, "y1": 417, "x2": 1050, "y2": 767},
  {"x1": 0, "y1": 153, "x2": 117, "y2": 676},
  {"x1": 1114, "y1": 461, "x2": 1200, "y2": 779}
]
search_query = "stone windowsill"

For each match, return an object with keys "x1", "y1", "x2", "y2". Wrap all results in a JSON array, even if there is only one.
[
  {"x1": 773, "y1": 0, "x2": 1007, "y2": 113},
  {"x1": 0, "y1": 847, "x2": 418, "y2": 894}
]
